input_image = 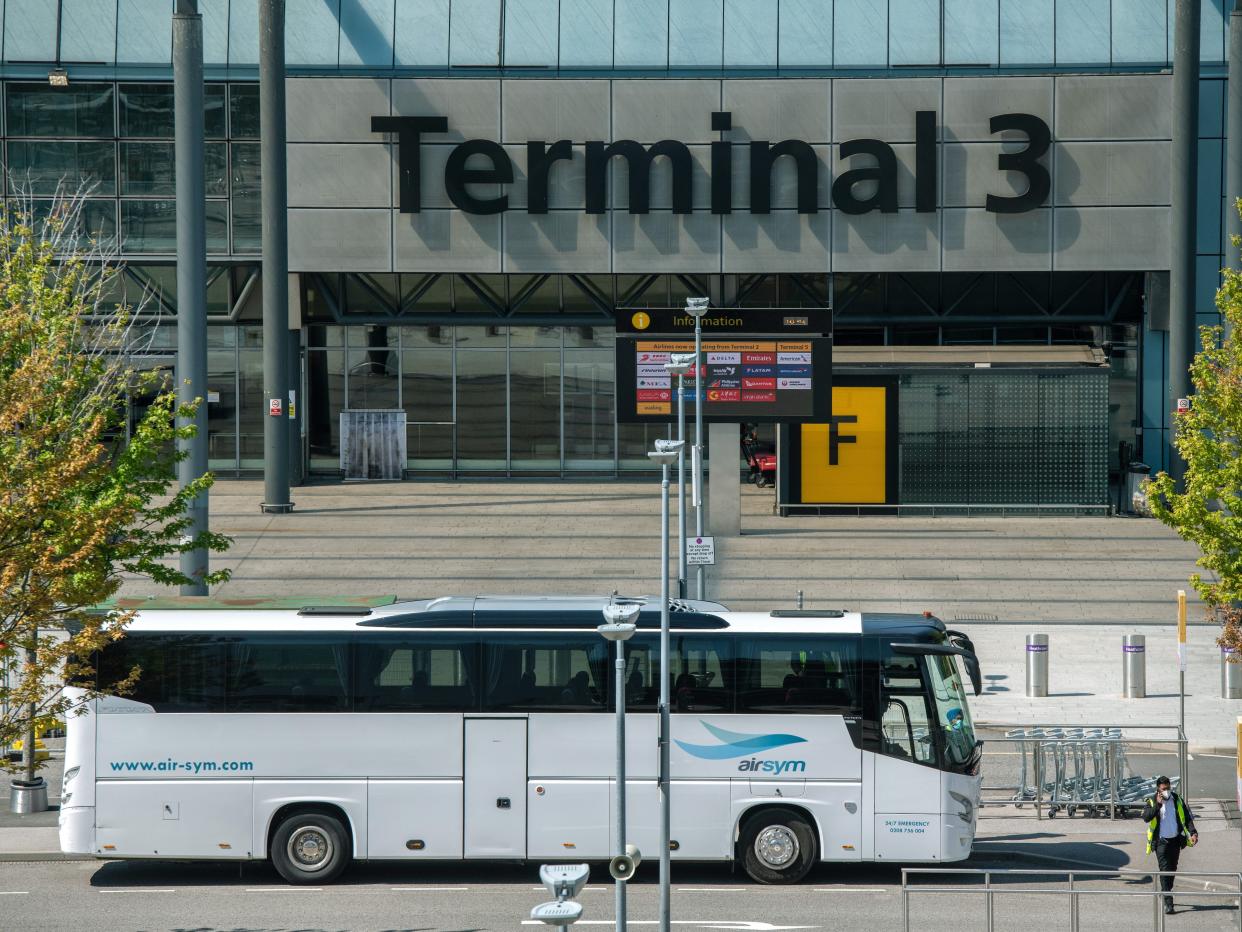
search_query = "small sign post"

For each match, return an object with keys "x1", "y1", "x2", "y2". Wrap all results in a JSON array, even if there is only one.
[
  {"x1": 686, "y1": 536, "x2": 715, "y2": 566},
  {"x1": 268, "y1": 397, "x2": 283, "y2": 417},
  {"x1": 1178, "y1": 590, "x2": 1187, "y2": 746}
]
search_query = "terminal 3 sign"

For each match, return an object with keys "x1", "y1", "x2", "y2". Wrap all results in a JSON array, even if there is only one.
[{"x1": 372, "y1": 110, "x2": 1050, "y2": 217}]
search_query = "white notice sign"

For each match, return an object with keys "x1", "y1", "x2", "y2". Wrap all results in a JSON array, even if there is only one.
[{"x1": 686, "y1": 536, "x2": 715, "y2": 566}]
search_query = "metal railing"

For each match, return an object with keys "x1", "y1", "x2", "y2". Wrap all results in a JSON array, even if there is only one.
[
  {"x1": 978, "y1": 723, "x2": 1188, "y2": 819},
  {"x1": 902, "y1": 868, "x2": 1242, "y2": 932}
]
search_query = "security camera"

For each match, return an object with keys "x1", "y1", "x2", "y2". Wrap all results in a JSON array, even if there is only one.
[
  {"x1": 540, "y1": 863, "x2": 591, "y2": 900},
  {"x1": 685, "y1": 296, "x2": 710, "y2": 317},
  {"x1": 609, "y1": 844, "x2": 642, "y2": 881},
  {"x1": 602, "y1": 601, "x2": 641, "y2": 626},
  {"x1": 531, "y1": 899, "x2": 584, "y2": 926},
  {"x1": 654, "y1": 439, "x2": 685, "y2": 454}
]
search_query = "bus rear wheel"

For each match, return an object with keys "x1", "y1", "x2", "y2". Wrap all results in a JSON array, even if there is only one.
[
  {"x1": 270, "y1": 810, "x2": 350, "y2": 885},
  {"x1": 739, "y1": 809, "x2": 817, "y2": 884}
]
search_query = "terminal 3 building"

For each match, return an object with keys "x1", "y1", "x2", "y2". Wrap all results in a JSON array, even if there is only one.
[{"x1": 0, "y1": 1, "x2": 1231, "y2": 508}]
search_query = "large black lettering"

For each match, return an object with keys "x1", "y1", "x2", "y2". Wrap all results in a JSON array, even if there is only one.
[
  {"x1": 526, "y1": 140, "x2": 573, "y2": 214},
  {"x1": 985, "y1": 112, "x2": 1051, "y2": 214},
  {"x1": 914, "y1": 110, "x2": 937, "y2": 213},
  {"x1": 831, "y1": 139, "x2": 898, "y2": 214},
  {"x1": 444, "y1": 140, "x2": 513, "y2": 214},
  {"x1": 371, "y1": 115, "x2": 449, "y2": 213},
  {"x1": 749, "y1": 139, "x2": 818, "y2": 214},
  {"x1": 711, "y1": 111, "x2": 733, "y2": 215},
  {"x1": 584, "y1": 139, "x2": 693, "y2": 214}
]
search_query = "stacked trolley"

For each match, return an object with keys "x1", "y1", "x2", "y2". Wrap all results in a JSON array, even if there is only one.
[{"x1": 984, "y1": 724, "x2": 1187, "y2": 820}]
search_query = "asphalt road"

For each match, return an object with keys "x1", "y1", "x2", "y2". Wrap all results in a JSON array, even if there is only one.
[{"x1": 1, "y1": 856, "x2": 1240, "y2": 932}]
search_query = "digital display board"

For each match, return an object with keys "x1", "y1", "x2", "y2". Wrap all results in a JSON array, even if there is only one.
[{"x1": 615, "y1": 336, "x2": 831, "y2": 424}]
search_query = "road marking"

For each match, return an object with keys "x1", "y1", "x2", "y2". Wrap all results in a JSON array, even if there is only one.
[
  {"x1": 391, "y1": 886, "x2": 469, "y2": 891},
  {"x1": 678, "y1": 887, "x2": 747, "y2": 892},
  {"x1": 0, "y1": 892, "x2": 29, "y2": 896},
  {"x1": 521, "y1": 924, "x2": 817, "y2": 930},
  {"x1": 98, "y1": 889, "x2": 175, "y2": 894},
  {"x1": 530, "y1": 886, "x2": 608, "y2": 891},
  {"x1": 812, "y1": 888, "x2": 888, "y2": 893},
  {"x1": 244, "y1": 887, "x2": 322, "y2": 892}
]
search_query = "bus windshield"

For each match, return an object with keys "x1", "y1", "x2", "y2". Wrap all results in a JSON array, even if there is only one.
[{"x1": 926, "y1": 653, "x2": 978, "y2": 771}]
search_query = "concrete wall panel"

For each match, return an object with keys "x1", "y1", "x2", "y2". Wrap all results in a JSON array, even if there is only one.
[
  {"x1": 943, "y1": 77, "x2": 1053, "y2": 140},
  {"x1": 722, "y1": 79, "x2": 831, "y2": 143},
  {"x1": 832, "y1": 78, "x2": 940, "y2": 143},
  {"x1": 833, "y1": 210, "x2": 941, "y2": 271},
  {"x1": 288, "y1": 208, "x2": 392, "y2": 271},
  {"x1": 400, "y1": 146, "x2": 504, "y2": 209},
  {"x1": 502, "y1": 80, "x2": 611, "y2": 143},
  {"x1": 940, "y1": 208, "x2": 1052, "y2": 270},
  {"x1": 1054, "y1": 141, "x2": 1172, "y2": 206},
  {"x1": 391, "y1": 79, "x2": 501, "y2": 141},
  {"x1": 612, "y1": 80, "x2": 722, "y2": 143},
  {"x1": 611, "y1": 212, "x2": 723, "y2": 271},
  {"x1": 287, "y1": 78, "x2": 391, "y2": 143},
  {"x1": 503, "y1": 212, "x2": 613, "y2": 271},
  {"x1": 1054, "y1": 74, "x2": 1173, "y2": 140},
  {"x1": 1053, "y1": 206, "x2": 1171, "y2": 270},
  {"x1": 722, "y1": 212, "x2": 831, "y2": 272},
  {"x1": 393, "y1": 210, "x2": 502, "y2": 272},
  {"x1": 289, "y1": 144, "x2": 392, "y2": 208}
]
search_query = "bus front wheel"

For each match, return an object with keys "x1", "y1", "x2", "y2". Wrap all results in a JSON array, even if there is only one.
[
  {"x1": 270, "y1": 810, "x2": 350, "y2": 885},
  {"x1": 739, "y1": 809, "x2": 817, "y2": 884}
]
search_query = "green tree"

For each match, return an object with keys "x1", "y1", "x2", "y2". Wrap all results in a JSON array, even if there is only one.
[
  {"x1": 1147, "y1": 234, "x2": 1242, "y2": 649},
  {"x1": 0, "y1": 194, "x2": 231, "y2": 784}
]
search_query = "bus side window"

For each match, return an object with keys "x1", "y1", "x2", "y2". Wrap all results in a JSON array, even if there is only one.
[
  {"x1": 353, "y1": 636, "x2": 477, "y2": 711},
  {"x1": 877, "y1": 650, "x2": 937, "y2": 766}
]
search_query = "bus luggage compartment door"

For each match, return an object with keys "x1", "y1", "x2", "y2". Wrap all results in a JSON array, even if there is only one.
[{"x1": 464, "y1": 718, "x2": 528, "y2": 858}]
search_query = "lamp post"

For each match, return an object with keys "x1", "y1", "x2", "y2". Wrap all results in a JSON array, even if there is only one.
[
  {"x1": 648, "y1": 438, "x2": 683, "y2": 932},
  {"x1": 665, "y1": 354, "x2": 695, "y2": 601},
  {"x1": 685, "y1": 297, "x2": 710, "y2": 600},
  {"x1": 599, "y1": 600, "x2": 641, "y2": 931}
]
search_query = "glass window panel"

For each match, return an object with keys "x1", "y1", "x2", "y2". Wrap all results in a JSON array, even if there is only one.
[
  {"x1": 833, "y1": 0, "x2": 887, "y2": 66},
  {"x1": 345, "y1": 273, "x2": 399, "y2": 316},
  {"x1": 231, "y1": 142, "x2": 262, "y2": 253},
  {"x1": 59, "y1": 0, "x2": 118, "y2": 63},
  {"x1": 945, "y1": 0, "x2": 999, "y2": 65},
  {"x1": 395, "y1": 0, "x2": 450, "y2": 67},
  {"x1": 735, "y1": 636, "x2": 860, "y2": 714},
  {"x1": 400, "y1": 323, "x2": 454, "y2": 348},
  {"x1": 8, "y1": 140, "x2": 116, "y2": 196},
  {"x1": 227, "y1": 636, "x2": 351, "y2": 712},
  {"x1": 565, "y1": 347, "x2": 614, "y2": 469},
  {"x1": 4, "y1": 0, "x2": 57, "y2": 61},
  {"x1": 347, "y1": 325, "x2": 400, "y2": 409},
  {"x1": 510, "y1": 325, "x2": 561, "y2": 346},
  {"x1": 669, "y1": 0, "x2": 724, "y2": 68},
  {"x1": 339, "y1": 0, "x2": 396, "y2": 67},
  {"x1": 456, "y1": 349, "x2": 507, "y2": 468},
  {"x1": 287, "y1": 0, "x2": 344, "y2": 65},
  {"x1": 618, "y1": 635, "x2": 732, "y2": 712},
  {"x1": 563, "y1": 273, "x2": 614, "y2": 311},
  {"x1": 230, "y1": 85, "x2": 261, "y2": 138},
  {"x1": 229, "y1": 0, "x2": 261, "y2": 66},
  {"x1": 119, "y1": 85, "x2": 173, "y2": 137},
  {"x1": 238, "y1": 346, "x2": 267, "y2": 466},
  {"x1": 505, "y1": 0, "x2": 559, "y2": 66},
  {"x1": 1056, "y1": 0, "x2": 1110, "y2": 64},
  {"x1": 1200, "y1": 78, "x2": 1224, "y2": 138},
  {"x1": 403, "y1": 273, "x2": 453, "y2": 313},
  {"x1": 509, "y1": 348, "x2": 561, "y2": 468},
  {"x1": 565, "y1": 324, "x2": 615, "y2": 348},
  {"x1": 97, "y1": 634, "x2": 227, "y2": 712},
  {"x1": 559, "y1": 0, "x2": 614, "y2": 67},
  {"x1": 1201, "y1": 0, "x2": 1226, "y2": 63},
  {"x1": 402, "y1": 346, "x2": 453, "y2": 467},
  {"x1": 206, "y1": 268, "x2": 230, "y2": 316},
  {"x1": 1112, "y1": 0, "x2": 1166, "y2": 63},
  {"x1": 615, "y1": 0, "x2": 670, "y2": 67},
  {"x1": 777, "y1": 0, "x2": 831, "y2": 67},
  {"x1": 724, "y1": 0, "x2": 776, "y2": 66},
  {"x1": 510, "y1": 275, "x2": 561, "y2": 316},
  {"x1": 355, "y1": 636, "x2": 477, "y2": 711},
  {"x1": 205, "y1": 85, "x2": 228, "y2": 139},
  {"x1": 121, "y1": 200, "x2": 229, "y2": 254},
  {"x1": 208, "y1": 325, "x2": 238, "y2": 348},
  {"x1": 29, "y1": 198, "x2": 117, "y2": 245},
  {"x1": 454, "y1": 275, "x2": 506, "y2": 313},
  {"x1": 120, "y1": 142, "x2": 227, "y2": 197},
  {"x1": 208, "y1": 348, "x2": 238, "y2": 468},
  {"x1": 117, "y1": 0, "x2": 173, "y2": 64},
  {"x1": 202, "y1": 0, "x2": 230, "y2": 64},
  {"x1": 1000, "y1": 0, "x2": 1053, "y2": 65},
  {"x1": 889, "y1": 0, "x2": 941, "y2": 65},
  {"x1": 6, "y1": 83, "x2": 114, "y2": 137},
  {"x1": 1198, "y1": 139, "x2": 1223, "y2": 254},
  {"x1": 455, "y1": 324, "x2": 508, "y2": 347},
  {"x1": 449, "y1": 0, "x2": 502, "y2": 66},
  {"x1": 307, "y1": 348, "x2": 345, "y2": 458},
  {"x1": 483, "y1": 637, "x2": 608, "y2": 711}
]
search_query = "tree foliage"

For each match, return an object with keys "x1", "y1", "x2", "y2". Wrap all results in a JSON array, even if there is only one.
[
  {"x1": 1148, "y1": 232, "x2": 1242, "y2": 650},
  {"x1": 0, "y1": 195, "x2": 231, "y2": 777}
]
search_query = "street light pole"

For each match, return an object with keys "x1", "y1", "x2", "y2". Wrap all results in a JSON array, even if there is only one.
[
  {"x1": 665, "y1": 354, "x2": 694, "y2": 601},
  {"x1": 599, "y1": 601, "x2": 640, "y2": 932},
  {"x1": 649, "y1": 439, "x2": 683, "y2": 932},
  {"x1": 686, "y1": 298, "x2": 710, "y2": 600}
]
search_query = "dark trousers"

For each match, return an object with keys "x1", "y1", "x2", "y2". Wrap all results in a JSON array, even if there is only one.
[{"x1": 1155, "y1": 836, "x2": 1183, "y2": 901}]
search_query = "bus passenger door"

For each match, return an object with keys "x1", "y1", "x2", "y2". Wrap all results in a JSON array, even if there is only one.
[{"x1": 464, "y1": 718, "x2": 528, "y2": 858}]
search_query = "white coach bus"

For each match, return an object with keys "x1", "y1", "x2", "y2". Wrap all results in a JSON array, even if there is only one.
[{"x1": 59, "y1": 596, "x2": 983, "y2": 884}]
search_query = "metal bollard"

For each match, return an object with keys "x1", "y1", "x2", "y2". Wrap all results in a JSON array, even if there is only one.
[
  {"x1": 1222, "y1": 647, "x2": 1242, "y2": 699},
  {"x1": 1026, "y1": 634, "x2": 1049, "y2": 697},
  {"x1": 1123, "y1": 634, "x2": 1146, "y2": 698}
]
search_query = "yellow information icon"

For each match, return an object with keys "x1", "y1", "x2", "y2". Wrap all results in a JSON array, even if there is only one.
[{"x1": 631, "y1": 311, "x2": 651, "y2": 330}]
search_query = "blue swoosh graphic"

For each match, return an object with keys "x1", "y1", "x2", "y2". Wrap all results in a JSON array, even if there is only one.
[{"x1": 674, "y1": 720, "x2": 807, "y2": 760}]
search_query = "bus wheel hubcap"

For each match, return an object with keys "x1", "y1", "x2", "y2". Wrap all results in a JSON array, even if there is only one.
[
  {"x1": 755, "y1": 825, "x2": 799, "y2": 868},
  {"x1": 289, "y1": 827, "x2": 332, "y2": 870}
]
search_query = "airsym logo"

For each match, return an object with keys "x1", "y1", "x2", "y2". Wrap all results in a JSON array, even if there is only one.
[
  {"x1": 675, "y1": 721, "x2": 808, "y2": 774},
  {"x1": 372, "y1": 110, "x2": 1050, "y2": 217}
]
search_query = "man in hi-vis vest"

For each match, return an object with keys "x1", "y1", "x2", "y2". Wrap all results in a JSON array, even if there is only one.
[{"x1": 1140, "y1": 776, "x2": 1199, "y2": 914}]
